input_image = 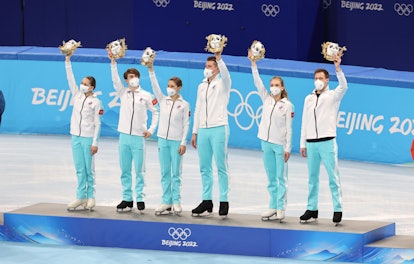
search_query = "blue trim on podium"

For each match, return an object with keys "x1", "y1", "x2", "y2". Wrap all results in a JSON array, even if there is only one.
[{"x1": 1, "y1": 204, "x2": 399, "y2": 262}]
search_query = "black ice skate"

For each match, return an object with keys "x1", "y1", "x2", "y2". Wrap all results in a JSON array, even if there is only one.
[
  {"x1": 300, "y1": 210, "x2": 318, "y2": 223},
  {"x1": 116, "y1": 200, "x2": 133, "y2": 212},
  {"x1": 219, "y1": 201, "x2": 229, "y2": 218},
  {"x1": 191, "y1": 200, "x2": 213, "y2": 217},
  {"x1": 137, "y1": 202, "x2": 145, "y2": 213},
  {"x1": 333, "y1": 212, "x2": 342, "y2": 226}
]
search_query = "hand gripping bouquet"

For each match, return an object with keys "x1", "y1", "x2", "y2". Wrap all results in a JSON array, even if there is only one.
[
  {"x1": 140, "y1": 47, "x2": 156, "y2": 66},
  {"x1": 59, "y1": 39, "x2": 81, "y2": 55},
  {"x1": 249, "y1": 40, "x2": 266, "y2": 61},
  {"x1": 106, "y1": 38, "x2": 128, "y2": 59},
  {"x1": 205, "y1": 34, "x2": 228, "y2": 53},
  {"x1": 321, "y1": 41, "x2": 347, "y2": 61}
]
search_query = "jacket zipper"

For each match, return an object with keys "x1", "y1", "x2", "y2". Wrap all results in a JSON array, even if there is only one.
[
  {"x1": 166, "y1": 100, "x2": 175, "y2": 139},
  {"x1": 79, "y1": 96, "x2": 87, "y2": 136},
  {"x1": 266, "y1": 100, "x2": 277, "y2": 141},
  {"x1": 130, "y1": 92, "x2": 135, "y2": 135}
]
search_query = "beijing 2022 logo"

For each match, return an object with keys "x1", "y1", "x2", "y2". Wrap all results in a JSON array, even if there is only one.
[{"x1": 161, "y1": 227, "x2": 198, "y2": 248}]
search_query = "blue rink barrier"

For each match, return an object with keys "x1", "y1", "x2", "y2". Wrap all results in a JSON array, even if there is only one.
[
  {"x1": 2, "y1": 203, "x2": 407, "y2": 263},
  {"x1": 0, "y1": 46, "x2": 413, "y2": 164}
]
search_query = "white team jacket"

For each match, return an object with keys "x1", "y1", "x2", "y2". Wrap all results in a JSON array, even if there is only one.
[
  {"x1": 252, "y1": 66, "x2": 294, "y2": 153},
  {"x1": 65, "y1": 62, "x2": 103, "y2": 146},
  {"x1": 111, "y1": 63, "x2": 159, "y2": 136},
  {"x1": 192, "y1": 59, "x2": 231, "y2": 134},
  {"x1": 300, "y1": 71, "x2": 348, "y2": 148},
  {"x1": 149, "y1": 71, "x2": 190, "y2": 145}
]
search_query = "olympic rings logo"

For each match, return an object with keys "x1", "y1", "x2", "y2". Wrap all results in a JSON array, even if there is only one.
[
  {"x1": 153, "y1": 0, "x2": 170, "y2": 8},
  {"x1": 168, "y1": 227, "x2": 191, "y2": 240},
  {"x1": 261, "y1": 4, "x2": 280, "y2": 17},
  {"x1": 322, "y1": 0, "x2": 332, "y2": 9},
  {"x1": 394, "y1": 3, "x2": 413, "y2": 16},
  {"x1": 228, "y1": 89, "x2": 262, "y2": 131}
]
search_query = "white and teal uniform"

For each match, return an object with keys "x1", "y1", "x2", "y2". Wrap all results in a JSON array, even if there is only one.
[
  {"x1": 252, "y1": 65, "x2": 294, "y2": 211},
  {"x1": 193, "y1": 59, "x2": 231, "y2": 202},
  {"x1": 149, "y1": 71, "x2": 190, "y2": 205},
  {"x1": 111, "y1": 62, "x2": 159, "y2": 202},
  {"x1": 65, "y1": 61, "x2": 103, "y2": 200},
  {"x1": 300, "y1": 71, "x2": 348, "y2": 212}
]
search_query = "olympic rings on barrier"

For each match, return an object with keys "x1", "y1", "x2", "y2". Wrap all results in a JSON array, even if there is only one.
[
  {"x1": 261, "y1": 4, "x2": 280, "y2": 17},
  {"x1": 228, "y1": 89, "x2": 262, "y2": 131},
  {"x1": 153, "y1": 0, "x2": 170, "y2": 8},
  {"x1": 394, "y1": 3, "x2": 413, "y2": 16},
  {"x1": 168, "y1": 227, "x2": 191, "y2": 240}
]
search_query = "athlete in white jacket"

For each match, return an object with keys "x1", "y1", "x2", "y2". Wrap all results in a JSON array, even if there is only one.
[
  {"x1": 191, "y1": 50, "x2": 231, "y2": 217},
  {"x1": 146, "y1": 60, "x2": 190, "y2": 215},
  {"x1": 299, "y1": 54, "x2": 347, "y2": 224},
  {"x1": 65, "y1": 53, "x2": 104, "y2": 211},
  {"x1": 109, "y1": 51, "x2": 159, "y2": 212},
  {"x1": 249, "y1": 50, "x2": 294, "y2": 222}
]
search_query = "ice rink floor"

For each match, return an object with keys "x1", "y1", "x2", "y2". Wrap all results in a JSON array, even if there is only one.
[{"x1": 1, "y1": 133, "x2": 413, "y2": 263}]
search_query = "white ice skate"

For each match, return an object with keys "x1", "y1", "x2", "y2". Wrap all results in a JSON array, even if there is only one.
[
  {"x1": 85, "y1": 198, "x2": 95, "y2": 211},
  {"x1": 155, "y1": 204, "x2": 172, "y2": 215},
  {"x1": 275, "y1": 210, "x2": 285, "y2": 223},
  {"x1": 261, "y1": 209, "x2": 277, "y2": 221},
  {"x1": 67, "y1": 199, "x2": 87, "y2": 211},
  {"x1": 172, "y1": 204, "x2": 182, "y2": 216}
]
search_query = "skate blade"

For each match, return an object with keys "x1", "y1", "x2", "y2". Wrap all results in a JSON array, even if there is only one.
[
  {"x1": 191, "y1": 212, "x2": 213, "y2": 217},
  {"x1": 300, "y1": 218, "x2": 318, "y2": 224},
  {"x1": 86, "y1": 207, "x2": 95, "y2": 212},
  {"x1": 261, "y1": 213, "x2": 277, "y2": 221},
  {"x1": 219, "y1": 214, "x2": 228, "y2": 219},
  {"x1": 155, "y1": 210, "x2": 172, "y2": 216},
  {"x1": 334, "y1": 222, "x2": 342, "y2": 227},
  {"x1": 116, "y1": 208, "x2": 133, "y2": 213},
  {"x1": 67, "y1": 207, "x2": 87, "y2": 212}
]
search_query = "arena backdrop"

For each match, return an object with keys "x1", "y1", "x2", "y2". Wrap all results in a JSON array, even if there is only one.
[
  {"x1": 0, "y1": 0, "x2": 413, "y2": 72},
  {"x1": 0, "y1": 47, "x2": 413, "y2": 164}
]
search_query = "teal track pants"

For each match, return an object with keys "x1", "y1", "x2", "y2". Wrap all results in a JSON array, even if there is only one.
[
  {"x1": 197, "y1": 125, "x2": 229, "y2": 202},
  {"x1": 306, "y1": 138, "x2": 342, "y2": 212},
  {"x1": 261, "y1": 140, "x2": 288, "y2": 210},
  {"x1": 119, "y1": 133, "x2": 145, "y2": 202},
  {"x1": 158, "y1": 138, "x2": 183, "y2": 204},
  {"x1": 72, "y1": 136, "x2": 95, "y2": 199}
]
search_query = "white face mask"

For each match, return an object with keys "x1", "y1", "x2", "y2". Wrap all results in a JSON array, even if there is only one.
[
  {"x1": 270, "y1": 87, "x2": 281, "y2": 96},
  {"x1": 203, "y1": 68, "x2": 214, "y2": 79},
  {"x1": 314, "y1": 79, "x2": 325, "y2": 91},
  {"x1": 166, "y1": 87, "x2": 176, "y2": 97},
  {"x1": 80, "y1": 84, "x2": 90, "y2": 93},
  {"x1": 129, "y1": 77, "x2": 139, "y2": 88}
]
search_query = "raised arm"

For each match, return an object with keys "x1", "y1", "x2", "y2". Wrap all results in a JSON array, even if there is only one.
[{"x1": 65, "y1": 54, "x2": 80, "y2": 96}]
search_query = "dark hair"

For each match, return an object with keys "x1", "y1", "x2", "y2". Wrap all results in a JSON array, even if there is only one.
[
  {"x1": 85, "y1": 76, "x2": 96, "y2": 89},
  {"x1": 206, "y1": 56, "x2": 217, "y2": 66},
  {"x1": 123, "y1": 68, "x2": 140, "y2": 79},
  {"x1": 169, "y1": 77, "x2": 182, "y2": 87},
  {"x1": 271, "y1": 76, "x2": 288, "y2": 99},
  {"x1": 314, "y1": 68, "x2": 329, "y2": 79}
]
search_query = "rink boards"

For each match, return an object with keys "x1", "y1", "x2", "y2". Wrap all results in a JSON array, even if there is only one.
[{"x1": 1, "y1": 203, "x2": 414, "y2": 263}]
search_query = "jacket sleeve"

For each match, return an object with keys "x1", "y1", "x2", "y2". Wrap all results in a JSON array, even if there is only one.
[
  {"x1": 111, "y1": 62, "x2": 126, "y2": 96},
  {"x1": 92, "y1": 99, "x2": 103, "y2": 147},
  {"x1": 181, "y1": 102, "x2": 190, "y2": 146},
  {"x1": 251, "y1": 65, "x2": 267, "y2": 101},
  {"x1": 192, "y1": 85, "x2": 201, "y2": 134},
  {"x1": 65, "y1": 61, "x2": 80, "y2": 96},
  {"x1": 285, "y1": 101, "x2": 294, "y2": 153},
  {"x1": 149, "y1": 70, "x2": 165, "y2": 102},
  {"x1": 147, "y1": 94, "x2": 159, "y2": 135},
  {"x1": 217, "y1": 58, "x2": 231, "y2": 94},
  {"x1": 334, "y1": 71, "x2": 348, "y2": 101}
]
